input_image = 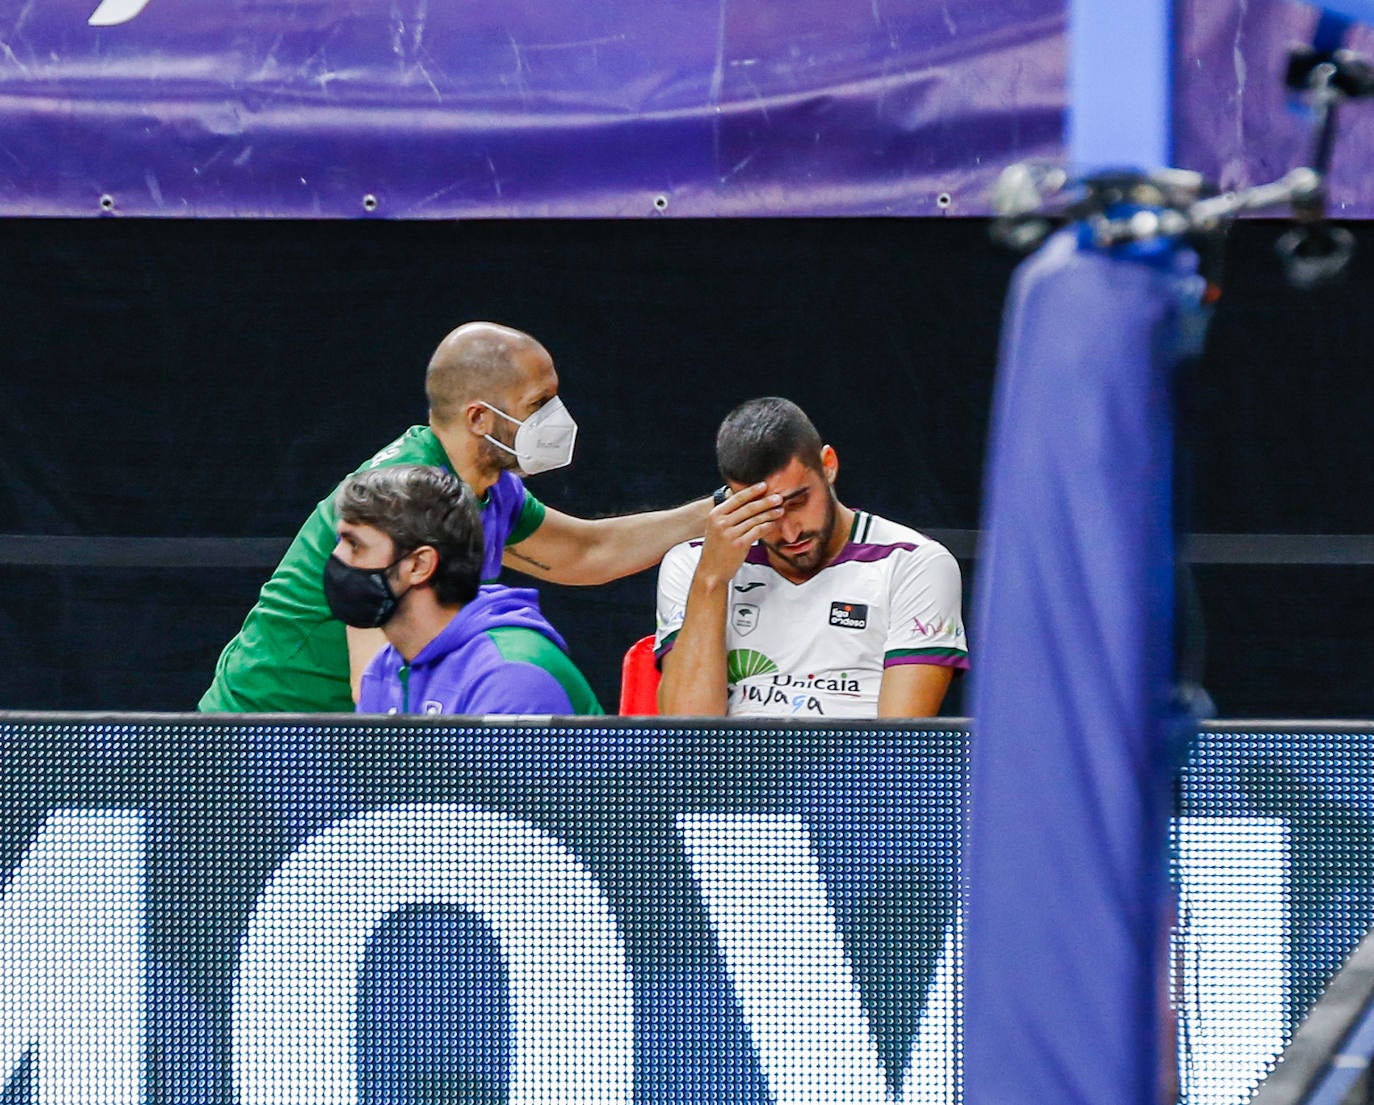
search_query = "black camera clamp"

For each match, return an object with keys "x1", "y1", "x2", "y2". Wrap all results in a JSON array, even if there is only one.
[{"x1": 990, "y1": 25, "x2": 1374, "y2": 288}]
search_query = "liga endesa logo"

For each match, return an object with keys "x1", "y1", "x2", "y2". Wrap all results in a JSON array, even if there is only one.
[{"x1": 828, "y1": 601, "x2": 868, "y2": 630}]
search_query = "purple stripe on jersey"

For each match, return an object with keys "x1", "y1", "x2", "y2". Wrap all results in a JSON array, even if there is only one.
[
  {"x1": 743, "y1": 539, "x2": 918, "y2": 567},
  {"x1": 884, "y1": 652, "x2": 970, "y2": 670},
  {"x1": 653, "y1": 629, "x2": 679, "y2": 666},
  {"x1": 830, "y1": 541, "x2": 919, "y2": 566}
]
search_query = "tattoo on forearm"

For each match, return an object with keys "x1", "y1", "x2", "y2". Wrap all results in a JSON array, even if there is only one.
[{"x1": 506, "y1": 547, "x2": 552, "y2": 571}]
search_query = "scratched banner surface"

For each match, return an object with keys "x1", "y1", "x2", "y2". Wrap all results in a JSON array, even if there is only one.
[
  {"x1": 1174, "y1": 0, "x2": 1374, "y2": 219},
  {"x1": 1, "y1": 0, "x2": 1373, "y2": 217},
  {"x1": 0, "y1": 717, "x2": 1371, "y2": 1104},
  {"x1": 0, "y1": 0, "x2": 1063, "y2": 217},
  {"x1": 0, "y1": 0, "x2": 1368, "y2": 218}
]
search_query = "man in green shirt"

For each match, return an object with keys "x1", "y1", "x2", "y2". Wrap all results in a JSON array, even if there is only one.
[{"x1": 199, "y1": 321, "x2": 710, "y2": 712}]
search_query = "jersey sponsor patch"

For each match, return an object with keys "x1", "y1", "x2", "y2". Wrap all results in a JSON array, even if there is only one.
[
  {"x1": 735, "y1": 682, "x2": 826, "y2": 715},
  {"x1": 727, "y1": 648, "x2": 778, "y2": 683},
  {"x1": 731, "y1": 604, "x2": 760, "y2": 636},
  {"x1": 912, "y1": 615, "x2": 964, "y2": 639},
  {"x1": 829, "y1": 601, "x2": 868, "y2": 630}
]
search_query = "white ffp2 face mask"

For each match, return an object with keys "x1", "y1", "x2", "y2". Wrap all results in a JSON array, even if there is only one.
[{"x1": 478, "y1": 396, "x2": 578, "y2": 475}]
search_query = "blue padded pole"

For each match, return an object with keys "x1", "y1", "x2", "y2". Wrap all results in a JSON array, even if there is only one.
[
  {"x1": 964, "y1": 230, "x2": 1201, "y2": 1105},
  {"x1": 1069, "y1": 0, "x2": 1173, "y2": 171}
]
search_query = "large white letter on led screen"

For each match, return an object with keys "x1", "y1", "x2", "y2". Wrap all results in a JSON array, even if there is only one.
[
  {"x1": 681, "y1": 813, "x2": 958, "y2": 1105},
  {"x1": 1175, "y1": 816, "x2": 1287, "y2": 1105},
  {"x1": 0, "y1": 809, "x2": 145, "y2": 1105},
  {"x1": 232, "y1": 803, "x2": 631, "y2": 1105}
]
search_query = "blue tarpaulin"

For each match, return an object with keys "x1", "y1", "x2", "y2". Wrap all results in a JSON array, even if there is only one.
[{"x1": 966, "y1": 229, "x2": 1200, "y2": 1105}]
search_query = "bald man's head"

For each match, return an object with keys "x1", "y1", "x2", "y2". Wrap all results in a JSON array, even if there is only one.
[{"x1": 425, "y1": 322, "x2": 549, "y2": 428}]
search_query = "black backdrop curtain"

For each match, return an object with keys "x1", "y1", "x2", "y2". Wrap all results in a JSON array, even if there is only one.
[{"x1": 0, "y1": 217, "x2": 1368, "y2": 715}]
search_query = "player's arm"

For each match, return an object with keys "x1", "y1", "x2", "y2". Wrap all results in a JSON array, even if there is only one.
[
  {"x1": 502, "y1": 498, "x2": 712, "y2": 586},
  {"x1": 657, "y1": 485, "x2": 782, "y2": 715},
  {"x1": 656, "y1": 600, "x2": 731, "y2": 715},
  {"x1": 877, "y1": 663, "x2": 954, "y2": 718},
  {"x1": 877, "y1": 546, "x2": 968, "y2": 718},
  {"x1": 346, "y1": 625, "x2": 389, "y2": 705}
]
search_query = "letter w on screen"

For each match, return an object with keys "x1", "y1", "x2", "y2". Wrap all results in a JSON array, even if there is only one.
[{"x1": 679, "y1": 813, "x2": 959, "y2": 1105}]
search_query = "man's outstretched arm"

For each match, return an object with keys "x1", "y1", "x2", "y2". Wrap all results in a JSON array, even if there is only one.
[{"x1": 503, "y1": 498, "x2": 713, "y2": 586}]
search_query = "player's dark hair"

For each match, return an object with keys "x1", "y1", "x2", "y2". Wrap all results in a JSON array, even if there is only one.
[
  {"x1": 335, "y1": 465, "x2": 483, "y2": 605},
  {"x1": 716, "y1": 397, "x2": 825, "y2": 484}
]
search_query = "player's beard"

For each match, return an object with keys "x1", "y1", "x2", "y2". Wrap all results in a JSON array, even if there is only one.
[
  {"x1": 477, "y1": 424, "x2": 523, "y2": 476},
  {"x1": 763, "y1": 491, "x2": 838, "y2": 578}
]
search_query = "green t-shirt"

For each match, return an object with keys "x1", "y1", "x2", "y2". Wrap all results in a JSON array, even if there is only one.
[{"x1": 198, "y1": 426, "x2": 545, "y2": 712}]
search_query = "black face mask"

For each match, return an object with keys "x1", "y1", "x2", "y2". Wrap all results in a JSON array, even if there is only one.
[{"x1": 322, "y1": 552, "x2": 409, "y2": 629}]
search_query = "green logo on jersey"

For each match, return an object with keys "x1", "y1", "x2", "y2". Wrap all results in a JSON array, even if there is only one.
[{"x1": 728, "y1": 648, "x2": 779, "y2": 682}]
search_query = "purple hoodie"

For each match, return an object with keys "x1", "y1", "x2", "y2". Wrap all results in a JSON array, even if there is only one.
[{"x1": 357, "y1": 585, "x2": 603, "y2": 716}]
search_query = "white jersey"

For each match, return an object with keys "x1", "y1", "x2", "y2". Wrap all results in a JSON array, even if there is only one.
[{"x1": 654, "y1": 510, "x2": 968, "y2": 718}]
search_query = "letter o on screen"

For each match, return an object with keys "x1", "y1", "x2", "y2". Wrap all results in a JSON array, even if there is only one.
[{"x1": 231, "y1": 804, "x2": 632, "y2": 1105}]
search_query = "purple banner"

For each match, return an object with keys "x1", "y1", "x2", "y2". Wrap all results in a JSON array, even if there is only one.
[
  {"x1": 0, "y1": 0, "x2": 1371, "y2": 217},
  {"x1": 1175, "y1": 0, "x2": 1374, "y2": 218},
  {"x1": 0, "y1": 0, "x2": 1064, "y2": 217}
]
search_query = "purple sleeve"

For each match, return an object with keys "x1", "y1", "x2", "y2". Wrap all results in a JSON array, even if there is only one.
[
  {"x1": 479, "y1": 472, "x2": 536, "y2": 584},
  {"x1": 355, "y1": 657, "x2": 392, "y2": 713},
  {"x1": 462, "y1": 663, "x2": 574, "y2": 715}
]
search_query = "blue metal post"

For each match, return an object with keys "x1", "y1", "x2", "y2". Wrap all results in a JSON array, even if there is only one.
[{"x1": 1068, "y1": 0, "x2": 1173, "y2": 172}]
